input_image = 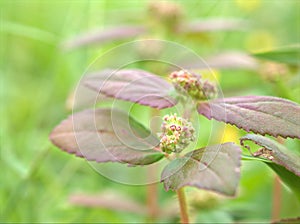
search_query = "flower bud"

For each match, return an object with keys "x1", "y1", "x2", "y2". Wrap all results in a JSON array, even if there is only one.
[
  {"x1": 169, "y1": 70, "x2": 218, "y2": 101},
  {"x1": 158, "y1": 113, "x2": 195, "y2": 154}
]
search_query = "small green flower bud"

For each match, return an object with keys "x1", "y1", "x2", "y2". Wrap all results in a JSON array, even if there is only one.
[
  {"x1": 158, "y1": 113, "x2": 195, "y2": 154},
  {"x1": 169, "y1": 70, "x2": 218, "y2": 100}
]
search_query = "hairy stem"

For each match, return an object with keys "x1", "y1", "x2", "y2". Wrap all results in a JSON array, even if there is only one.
[{"x1": 177, "y1": 187, "x2": 189, "y2": 223}]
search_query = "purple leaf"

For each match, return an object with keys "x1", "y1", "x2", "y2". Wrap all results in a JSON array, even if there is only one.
[
  {"x1": 61, "y1": 25, "x2": 146, "y2": 51},
  {"x1": 205, "y1": 52, "x2": 258, "y2": 70},
  {"x1": 240, "y1": 134, "x2": 300, "y2": 176},
  {"x1": 161, "y1": 143, "x2": 241, "y2": 196},
  {"x1": 49, "y1": 108, "x2": 164, "y2": 165},
  {"x1": 69, "y1": 191, "x2": 147, "y2": 214},
  {"x1": 84, "y1": 69, "x2": 177, "y2": 109},
  {"x1": 69, "y1": 192, "x2": 179, "y2": 218},
  {"x1": 179, "y1": 19, "x2": 248, "y2": 33},
  {"x1": 273, "y1": 217, "x2": 300, "y2": 224},
  {"x1": 197, "y1": 96, "x2": 300, "y2": 139},
  {"x1": 173, "y1": 51, "x2": 258, "y2": 71}
]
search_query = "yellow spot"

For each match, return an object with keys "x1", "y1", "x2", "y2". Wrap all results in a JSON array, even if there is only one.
[
  {"x1": 245, "y1": 31, "x2": 276, "y2": 53},
  {"x1": 193, "y1": 69, "x2": 220, "y2": 82},
  {"x1": 219, "y1": 124, "x2": 239, "y2": 144},
  {"x1": 235, "y1": 0, "x2": 261, "y2": 12}
]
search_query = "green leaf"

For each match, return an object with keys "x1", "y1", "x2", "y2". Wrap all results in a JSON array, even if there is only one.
[
  {"x1": 161, "y1": 143, "x2": 241, "y2": 196},
  {"x1": 252, "y1": 45, "x2": 300, "y2": 66},
  {"x1": 49, "y1": 108, "x2": 164, "y2": 165},
  {"x1": 267, "y1": 163, "x2": 300, "y2": 201}
]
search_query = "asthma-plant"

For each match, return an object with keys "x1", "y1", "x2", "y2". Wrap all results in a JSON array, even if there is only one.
[{"x1": 50, "y1": 68, "x2": 300, "y2": 223}]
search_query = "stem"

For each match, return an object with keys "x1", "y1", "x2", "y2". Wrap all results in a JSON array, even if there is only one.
[
  {"x1": 146, "y1": 167, "x2": 159, "y2": 221},
  {"x1": 271, "y1": 137, "x2": 283, "y2": 221},
  {"x1": 177, "y1": 187, "x2": 189, "y2": 223},
  {"x1": 271, "y1": 175, "x2": 281, "y2": 221},
  {"x1": 145, "y1": 108, "x2": 160, "y2": 221}
]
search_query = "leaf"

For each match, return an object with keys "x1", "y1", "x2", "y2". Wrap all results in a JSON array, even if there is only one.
[
  {"x1": 161, "y1": 143, "x2": 241, "y2": 196},
  {"x1": 252, "y1": 45, "x2": 300, "y2": 66},
  {"x1": 61, "y1": 25, "x2": 146, "y2": 50},
  {"x1": 205, "y1": 52, "x2": 258, "y2": 70},
  {"x1": 240, "y1": 134, "x2": 300, "y2": 176},
  {"x1": 69, "y1": 191, "x2": 147, "y2": 214},
  {"x1": 49, "y1": 108, "x2": 164, "y2": 165},
  {"x1": 179, "y1": 19, "x2": 247, "y2": 33},
  {"x1": 197, "y1": 96, "x2": 300, "y2": 139},
  {"x1": 240, "y1": 134, "x2": 300, "y2": 200},
  {"x1": 84, "y1": 69, "x2": 177, "y2": 109},
  {"x1": 268, "y1": 163, "x2": 300, "y2": 201},
  {"x1": 176, "y1": 51, "x2": 258, "y2": 70},
  {"x1": 272, "y1": 217, "x2": 300, "y2": 224}
]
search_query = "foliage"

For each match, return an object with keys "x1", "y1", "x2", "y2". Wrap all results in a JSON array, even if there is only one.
[{"x1": 2, "y1": 0, "x2": 300, "y2": 223}]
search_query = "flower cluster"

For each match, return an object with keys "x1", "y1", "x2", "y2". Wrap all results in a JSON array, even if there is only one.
[
  {"x1": 148, "y1": 1, "x2": 183, "y2": 31},
  {"x1": 158, "y1": 113, "x2": 195, "y2": 154},
  {"x1": 169, "y1": 70, "x2": 218, "y2": 100}
]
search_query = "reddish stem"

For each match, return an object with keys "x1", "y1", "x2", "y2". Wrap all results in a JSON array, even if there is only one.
[
  {"x1": 146, "y1": 109, "x2": 160, "y2": 221},
  {"x1": 177, "y1": 187, "x2": 189, "y2": 223},
  {"x1": 147, "y1": 168, "x2": 159, "y2": 221},
  {"x1": 271, "y1": 175, "x2": 282, "y2": 221},
  {"x1": 271, "y1": 137, "x2": 283, "y2": 221}
]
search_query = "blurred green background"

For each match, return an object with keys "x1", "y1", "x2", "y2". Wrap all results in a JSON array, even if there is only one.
[{"x1": 1, "y1": 0, "x2": 300, "y2": 222}]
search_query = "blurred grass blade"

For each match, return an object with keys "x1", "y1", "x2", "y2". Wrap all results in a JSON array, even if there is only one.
[
  {"x1": 252, "y1": 45, "x2": 300, "y2": 66},
  {"x1": 61, "y1": 25, "x2": 147, "y2": 51},
  {"x1": 2, "y1": 21, "x2": 57, "y2": 44}
]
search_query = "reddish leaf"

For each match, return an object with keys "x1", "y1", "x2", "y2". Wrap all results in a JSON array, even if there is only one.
[
  {"x1": 49, "y1": 108, "x2": 164, "y2": 165},
  {"x1": 273, "y1": 217, "x2": 300, "y2": 224},
  {"x1": 69, "y1": 192, "x2": 179, "y2": 218},
  {"x1": 69, "y1": 191, "x2": 147, "y2": 214},
  {"x1": 174, "y1": 51, "x2": 258, "y2": 71},
  {"x1": 161, "y1": 143, "x2": 241, "y2": 196},
  {"x1": 197, "y1": 96, "x2": 300, "y2": 139},
  {"x1": 84, "y1": 69, "x2": 177, "y2": 109},
  {"x1": 61, "y1": 25, "x2": 146, "y2": 50},
  {"x1": 179, "y1": 19, "x2": 247, "y2": 33},
  {"x1": 205, "y1": 52, "x2": 258, "y2": 70},
  {"x1": 240, "y1": 134, "x2": 300, "y2": 176}
]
